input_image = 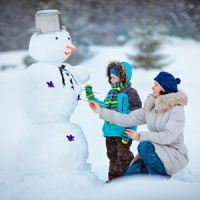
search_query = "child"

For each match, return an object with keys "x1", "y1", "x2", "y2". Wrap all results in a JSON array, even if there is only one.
[{"x1": 85, "y1": 61, "x2": 142, "y2": 182}]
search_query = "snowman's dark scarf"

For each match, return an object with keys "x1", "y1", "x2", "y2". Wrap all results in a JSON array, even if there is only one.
[{"x1": 58, "y1": 65, "x2": 78, "y2": 90}]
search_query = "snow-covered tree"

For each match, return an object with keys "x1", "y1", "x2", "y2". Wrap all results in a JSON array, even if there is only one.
[
  {"x1": 129, "y1": 2, "x2": 172, "y2": 71},
  {"x1": 131, "y1": 30, "x2": 170, "y2": 70}
]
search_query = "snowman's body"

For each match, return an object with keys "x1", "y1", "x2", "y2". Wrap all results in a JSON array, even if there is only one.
[
  {"x1": 18, "y1": 121, "x2": 89, "y2": 176},
  {"x1": 23, "y1": 62, "x2": 83, "y2": 123},
  {"x1": 18, "y1": 11, "x2": 90, "y2": 176}
]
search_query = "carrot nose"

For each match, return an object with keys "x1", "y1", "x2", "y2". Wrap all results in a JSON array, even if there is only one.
[{"x1": 66, "y1": 44, "x2": 76, "y2": 51}]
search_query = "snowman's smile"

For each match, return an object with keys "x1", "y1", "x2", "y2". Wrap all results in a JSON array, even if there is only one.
[
  {"x1": 64, "y1": 51, "x2": 71, "y2": 56},
  {"x1": 64, "y1": 44, "x2": 76, "y2": 56}
]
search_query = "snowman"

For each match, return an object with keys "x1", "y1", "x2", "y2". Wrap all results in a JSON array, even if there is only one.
[{"x1": 17, "y1": 10, "x2": 91, "y2": 177}]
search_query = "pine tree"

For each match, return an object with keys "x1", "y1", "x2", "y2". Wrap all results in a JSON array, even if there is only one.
[
  {"x1": 130, "y1": 20, "x2": 171, "y2": 70},
  {"x1": 130, "y1": 0, "x2": 172, "y2": 70}
]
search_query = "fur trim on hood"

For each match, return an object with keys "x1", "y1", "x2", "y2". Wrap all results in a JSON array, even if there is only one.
[
  {"x1": 144, "y1": 90, "x2": 188, "y2": 112},
  {"x1": 106, "y1": 61, "x2": 131, "y2": 85}
]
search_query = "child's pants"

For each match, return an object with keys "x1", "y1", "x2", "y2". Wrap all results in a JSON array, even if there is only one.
[{"x1": 106, "y1": 137, "x2": 134, "y2": 181}]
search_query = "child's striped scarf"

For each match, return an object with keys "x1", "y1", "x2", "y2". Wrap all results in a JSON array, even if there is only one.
[{"x1": 105, "y1": 82, "x2": 125, "y2": 110}]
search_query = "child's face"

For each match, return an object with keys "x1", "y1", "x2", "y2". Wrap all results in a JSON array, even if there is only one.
[{"x1": 110, "y1": 74, "x2": 120, "y2": 84}]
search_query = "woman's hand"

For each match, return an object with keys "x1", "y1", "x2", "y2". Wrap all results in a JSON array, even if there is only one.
[
  {"x1": 89, "y1": 101, "x2": 102, "y2": 114},
  {"x1": 125, "y1": 129, "x2": 140, "y2": 141}
]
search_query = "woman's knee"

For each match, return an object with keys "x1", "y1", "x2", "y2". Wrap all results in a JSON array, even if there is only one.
[{"x1": 138, "y1": 141, "x2": 155, "y2": 155}]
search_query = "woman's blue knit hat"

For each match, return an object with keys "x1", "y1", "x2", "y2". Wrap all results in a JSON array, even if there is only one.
[
  {"x1": 154, "y1": 71, "x2": 181, "y2": 93},
  {"x1": 110, "y1": 68, "x2": 119, "y2": 77}
]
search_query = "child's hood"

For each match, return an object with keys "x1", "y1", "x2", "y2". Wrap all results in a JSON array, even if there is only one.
[
  {"x1": 121, "y1": 62, "x2": 132, "y2": 82},
  {"x1": 106, "y1": 61, "x2": 133, "y2": 84}
]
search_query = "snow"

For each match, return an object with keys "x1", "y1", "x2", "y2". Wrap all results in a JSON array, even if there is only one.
[{"x1": 0, "y1": 37, "x2": 200, "y2": 199}]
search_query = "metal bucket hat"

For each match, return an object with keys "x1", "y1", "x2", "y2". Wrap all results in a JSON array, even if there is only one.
[{"x1": 35, "y1": 9, "x2": 63, "y2": 34}]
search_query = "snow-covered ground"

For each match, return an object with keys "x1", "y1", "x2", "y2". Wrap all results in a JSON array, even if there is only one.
[{"x1": 0, "y1": 37, "x2": 200, "y2": 199}]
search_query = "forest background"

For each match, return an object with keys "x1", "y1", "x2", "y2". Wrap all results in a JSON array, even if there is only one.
[{"x1": 0, "y1": 0, "x2": 200, "y2": 65}]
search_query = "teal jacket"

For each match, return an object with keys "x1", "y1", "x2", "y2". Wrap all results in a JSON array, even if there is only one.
[{"x1": 91, "y1": 62, "x2": 142, "y2": 137}]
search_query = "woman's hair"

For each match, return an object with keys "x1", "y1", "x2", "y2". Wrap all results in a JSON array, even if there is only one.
[{"x1": 159, "y1": 91, "x2": 171, "y2": 95}]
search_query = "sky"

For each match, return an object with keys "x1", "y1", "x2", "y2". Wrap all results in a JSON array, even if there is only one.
[{"x1": 0, "y1": 37, "x2": 200, "y2": 200}]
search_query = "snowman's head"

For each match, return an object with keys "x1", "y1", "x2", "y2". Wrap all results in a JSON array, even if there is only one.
[{"x1": 29, "y1": 29, "x2": 76, "y2": 63}]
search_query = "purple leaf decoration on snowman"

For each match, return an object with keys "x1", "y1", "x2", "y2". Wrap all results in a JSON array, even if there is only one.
[
  {"x1": 66, "y1": 134, "x2": 75, "y2": 142},
  {"x1": 77, "y1": 94, "x2": 81, "y2": 101},
  {"x1": 46, "y1": 81, "x2": 55, "y2": 88}
]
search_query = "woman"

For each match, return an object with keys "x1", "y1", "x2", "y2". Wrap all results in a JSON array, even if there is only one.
[{"x1": 88, "y1": 71, "x2": 189, "y2": 178}]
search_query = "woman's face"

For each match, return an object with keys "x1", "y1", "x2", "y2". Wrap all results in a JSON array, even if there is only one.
[
  {"x1": 152, "y1": 81, "x2": 165, "y2": 97},
  {"x1": 110, "y1": 74, "x2": 120, "y2": 84}
]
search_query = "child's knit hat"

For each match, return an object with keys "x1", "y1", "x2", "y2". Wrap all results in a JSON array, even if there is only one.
[{"x1": 110, "y1": 68, "x2": 119, "y2": 77}]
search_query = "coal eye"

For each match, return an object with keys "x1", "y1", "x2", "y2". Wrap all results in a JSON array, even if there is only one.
[
  {"x1": 55, "y1": 37, "x2": 58, "y2": 40},
  {"x1": 68, "y1": 37, "x2": 71, "y2": 40}
]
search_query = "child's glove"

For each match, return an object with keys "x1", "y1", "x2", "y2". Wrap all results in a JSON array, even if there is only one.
[
  {"x1": 122, "y1": 127, "x2": 132, "y2": 144},
  {"x1": 122, "y1": 134, "x2": 130, "y2": 144},
  {"x1": 85, "y1": 84, "x2": 94, "y2": 100}
]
